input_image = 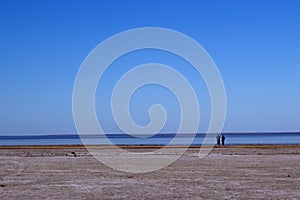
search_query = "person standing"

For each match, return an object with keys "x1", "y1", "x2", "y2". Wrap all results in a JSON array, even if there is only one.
[
  {"x1": 221, "y1": 134, "x2": 226, "y2": 146},
  {"x1": 216, "y1": 134, "x2": 220, "y2": 146}
]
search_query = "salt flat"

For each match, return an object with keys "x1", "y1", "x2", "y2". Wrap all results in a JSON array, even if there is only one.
[{"x1": 0, "y1": 146, "x2": 300, "y2": 199}]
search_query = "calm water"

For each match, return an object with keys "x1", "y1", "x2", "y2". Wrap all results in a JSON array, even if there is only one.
[{"x1": 0, "y1": 133, "x2": 300, "y2": 146}]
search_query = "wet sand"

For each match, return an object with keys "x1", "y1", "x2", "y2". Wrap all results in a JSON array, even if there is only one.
[{"x1": 0, "y1": 145, "x2": 300, "y2": 199}]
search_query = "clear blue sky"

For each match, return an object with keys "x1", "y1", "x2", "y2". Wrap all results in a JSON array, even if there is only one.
[{"x1": 0, "y1": 0, "x2": 299, "y2": 135}]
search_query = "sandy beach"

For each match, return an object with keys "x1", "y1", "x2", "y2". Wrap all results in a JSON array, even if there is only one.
[{"x1": 0, "y1": 145, "x2": 300, "y2": 199}]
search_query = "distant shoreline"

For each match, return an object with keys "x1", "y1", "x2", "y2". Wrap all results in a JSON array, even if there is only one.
[
  {"x1": 0, "y1": 144, "x2": 300, "y2": 149},
  {"x1": 0, "y1": 132, "x2": 300, "y2": 139}
]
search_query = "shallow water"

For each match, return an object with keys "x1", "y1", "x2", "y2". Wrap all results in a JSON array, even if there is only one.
[{"x1": 0, "y1": 133, "x2": 299, "y2": 146}]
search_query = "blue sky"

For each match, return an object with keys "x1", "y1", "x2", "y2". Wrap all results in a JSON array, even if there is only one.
[{"x1": 0, "y1": 0, "x2": 299, "y2": 135}]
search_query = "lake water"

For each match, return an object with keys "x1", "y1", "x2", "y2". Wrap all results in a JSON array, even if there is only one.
[{"x1": 0, "y1": 133, "x2": 299, "y2": 146}]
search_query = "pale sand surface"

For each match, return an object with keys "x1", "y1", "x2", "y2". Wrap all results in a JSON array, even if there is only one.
[{"x1": 0, "y1": 146, "x2": 300, "y2": 199}]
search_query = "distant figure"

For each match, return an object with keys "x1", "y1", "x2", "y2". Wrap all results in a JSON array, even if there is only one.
[
  {"x1": 216, "y1": 134, "x2": 220, "y2": 146},
  {"x1": 221, "y1": 135, "x2": 225, "y2": 146}
]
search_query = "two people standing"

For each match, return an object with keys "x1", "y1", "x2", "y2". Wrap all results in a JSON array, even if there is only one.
[{"x1": 216, "y1": 134, "x2": 225, "y2": 146}]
